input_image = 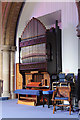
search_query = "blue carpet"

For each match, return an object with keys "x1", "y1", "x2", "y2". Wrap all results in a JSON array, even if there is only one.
[{"x1": 0, "y1": 99, "x2": 79, "y2": 118}]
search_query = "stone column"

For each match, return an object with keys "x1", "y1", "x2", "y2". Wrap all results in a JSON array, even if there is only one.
[
  {"x1": 10, "y1": 46, "x2": 16, "y2": 99},
  {"x1": 2, "y1": 45, "x2": 11, "y2": 97},
  {"x1": 0, "y1": 46, "x2": 3, "y2": 97},
  {"x1": 0, "y1": 2, "x2": 2, "y2": 80},
  {"x1": 0, "y1": 47, "x2": 2, "y2": 80}
]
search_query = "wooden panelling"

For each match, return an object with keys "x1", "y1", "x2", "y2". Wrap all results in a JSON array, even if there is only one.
[
  {"x1": 16, "y1": 63, "x2": 22, "y2": 89},
  {"x1": 44, "y1": 73, "x2": 50, "y2": 86},
  {"x1": 19, "y1": 62, "x2": 47, "y2": 71},
  {"x1": 18, "y1": 100, "x2": 35, "y2": 106},
  {"x1": 25, "y1": 74, "x2": 32, "y2": 85},
  {"x1": 20, "y1": 36, "x2": 46, "y2": 47}
]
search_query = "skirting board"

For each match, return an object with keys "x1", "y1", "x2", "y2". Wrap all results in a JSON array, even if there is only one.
[{"x1": 17, "y1": 100, "x2": 35, "y2": 106}]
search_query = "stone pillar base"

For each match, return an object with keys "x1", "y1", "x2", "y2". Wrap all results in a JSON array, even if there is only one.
[
  {"x1": 10, "y1": 92, "x2": 16, "y2": 99},
  {"x1": 2, "y1": 91, "x2": 10, "y2": 98}
]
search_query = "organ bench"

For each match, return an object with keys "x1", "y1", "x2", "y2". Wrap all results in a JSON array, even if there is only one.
[{"x1": 14, "y1": 89, "x2": 43, "y2": 106}]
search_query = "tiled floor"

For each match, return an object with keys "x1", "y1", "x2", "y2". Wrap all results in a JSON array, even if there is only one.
[{"x1": 0, "y1": 99, "x2": 79, "y2": 119}]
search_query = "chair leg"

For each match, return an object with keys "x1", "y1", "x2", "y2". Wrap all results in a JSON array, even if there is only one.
[
  {"x1": 71, "y1": 105, "x2": 73, "y2": 112},
  {"x1": 53, "y1": 101, "x2": 56, "y2": 114},
  {"x1": 53, "y1": 105, "x2": 55, "y2": 114},
  {"x1": 43, "y1": 95, "x2": 44, "y2": 107},
  {"x1": 69, "y1": 105, "x2": 71, "y2": 115},
  {"x1": 71, "y1": 102, "x2": 74, "y2": 112}
]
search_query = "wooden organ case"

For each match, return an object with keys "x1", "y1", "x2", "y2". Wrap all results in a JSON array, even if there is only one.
[{"x1": 19, "y1": 17, "x2": 62, "y2": 90}]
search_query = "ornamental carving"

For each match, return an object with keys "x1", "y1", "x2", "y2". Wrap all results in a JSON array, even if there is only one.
[{"x1": 76, "y1": 1, "x2": 80, "y2": 38}]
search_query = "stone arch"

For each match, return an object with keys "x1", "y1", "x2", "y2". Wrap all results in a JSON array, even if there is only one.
[
  {"x1": 1, "y1": 2, "x2": 24, "y2": 98},
  {"x1": 2, "y1": 2, "x2": 24, "y2": 45}
]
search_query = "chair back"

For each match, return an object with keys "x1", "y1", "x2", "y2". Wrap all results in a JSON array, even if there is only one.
[
  {"x1": 56, "y1": 86, "x2": 71, "y2": 98},
  {"x1": 58, "y1": 73, "x2": 65, "y2": 82},
  {"x1": 66, "y1": 73, "x2": 74, "y2": 82}
]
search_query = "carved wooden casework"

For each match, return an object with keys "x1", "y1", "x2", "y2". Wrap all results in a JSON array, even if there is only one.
[
  {"x1": 19, "y1": 17, "x2": 62, "y2": 89},
  {"x1": 16, "y1": 63, "x2": 22, "y2": 89},
  {"x1": 76, "y1": 1, "x2": 80, "y2": 38}
]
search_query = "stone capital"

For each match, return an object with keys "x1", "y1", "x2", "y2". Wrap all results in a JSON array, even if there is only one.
[
  {"x1": 11, "y1": 46, "x2": 17, "y2": 52},
  {"x1": 0, "y1": 45, "x2": 11, "y2": 51},
  {"x1": 0, "y1": 45, "x2": 17, "y2": 52}
]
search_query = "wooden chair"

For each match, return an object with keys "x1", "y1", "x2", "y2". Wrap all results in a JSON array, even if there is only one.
[
  {"x1": 58, "y1": 73, "x2": 66, "y2": 82},
  {"x1": 66, "y1": 73, "x2": 74, "y2": 83},
  {"x1": 52, "y1": 86, "x2": 73, "y2": 115},
  {"x1": 58, "y1": 73, "x2": 71, "y2": 87}
]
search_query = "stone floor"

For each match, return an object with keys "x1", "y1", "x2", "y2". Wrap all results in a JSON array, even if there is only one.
[{"x1": 0, "y1": 99, "x2": 80, "y2": 119}]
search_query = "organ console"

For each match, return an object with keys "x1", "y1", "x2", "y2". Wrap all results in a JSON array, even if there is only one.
[{"x1": 19, "y1": 17, "x2": 62, "y2": 90}]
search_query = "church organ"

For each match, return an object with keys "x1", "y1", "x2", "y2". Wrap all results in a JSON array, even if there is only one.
[{"x1": 19, "y1": 17, "x2": 62, "y2": 90}]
